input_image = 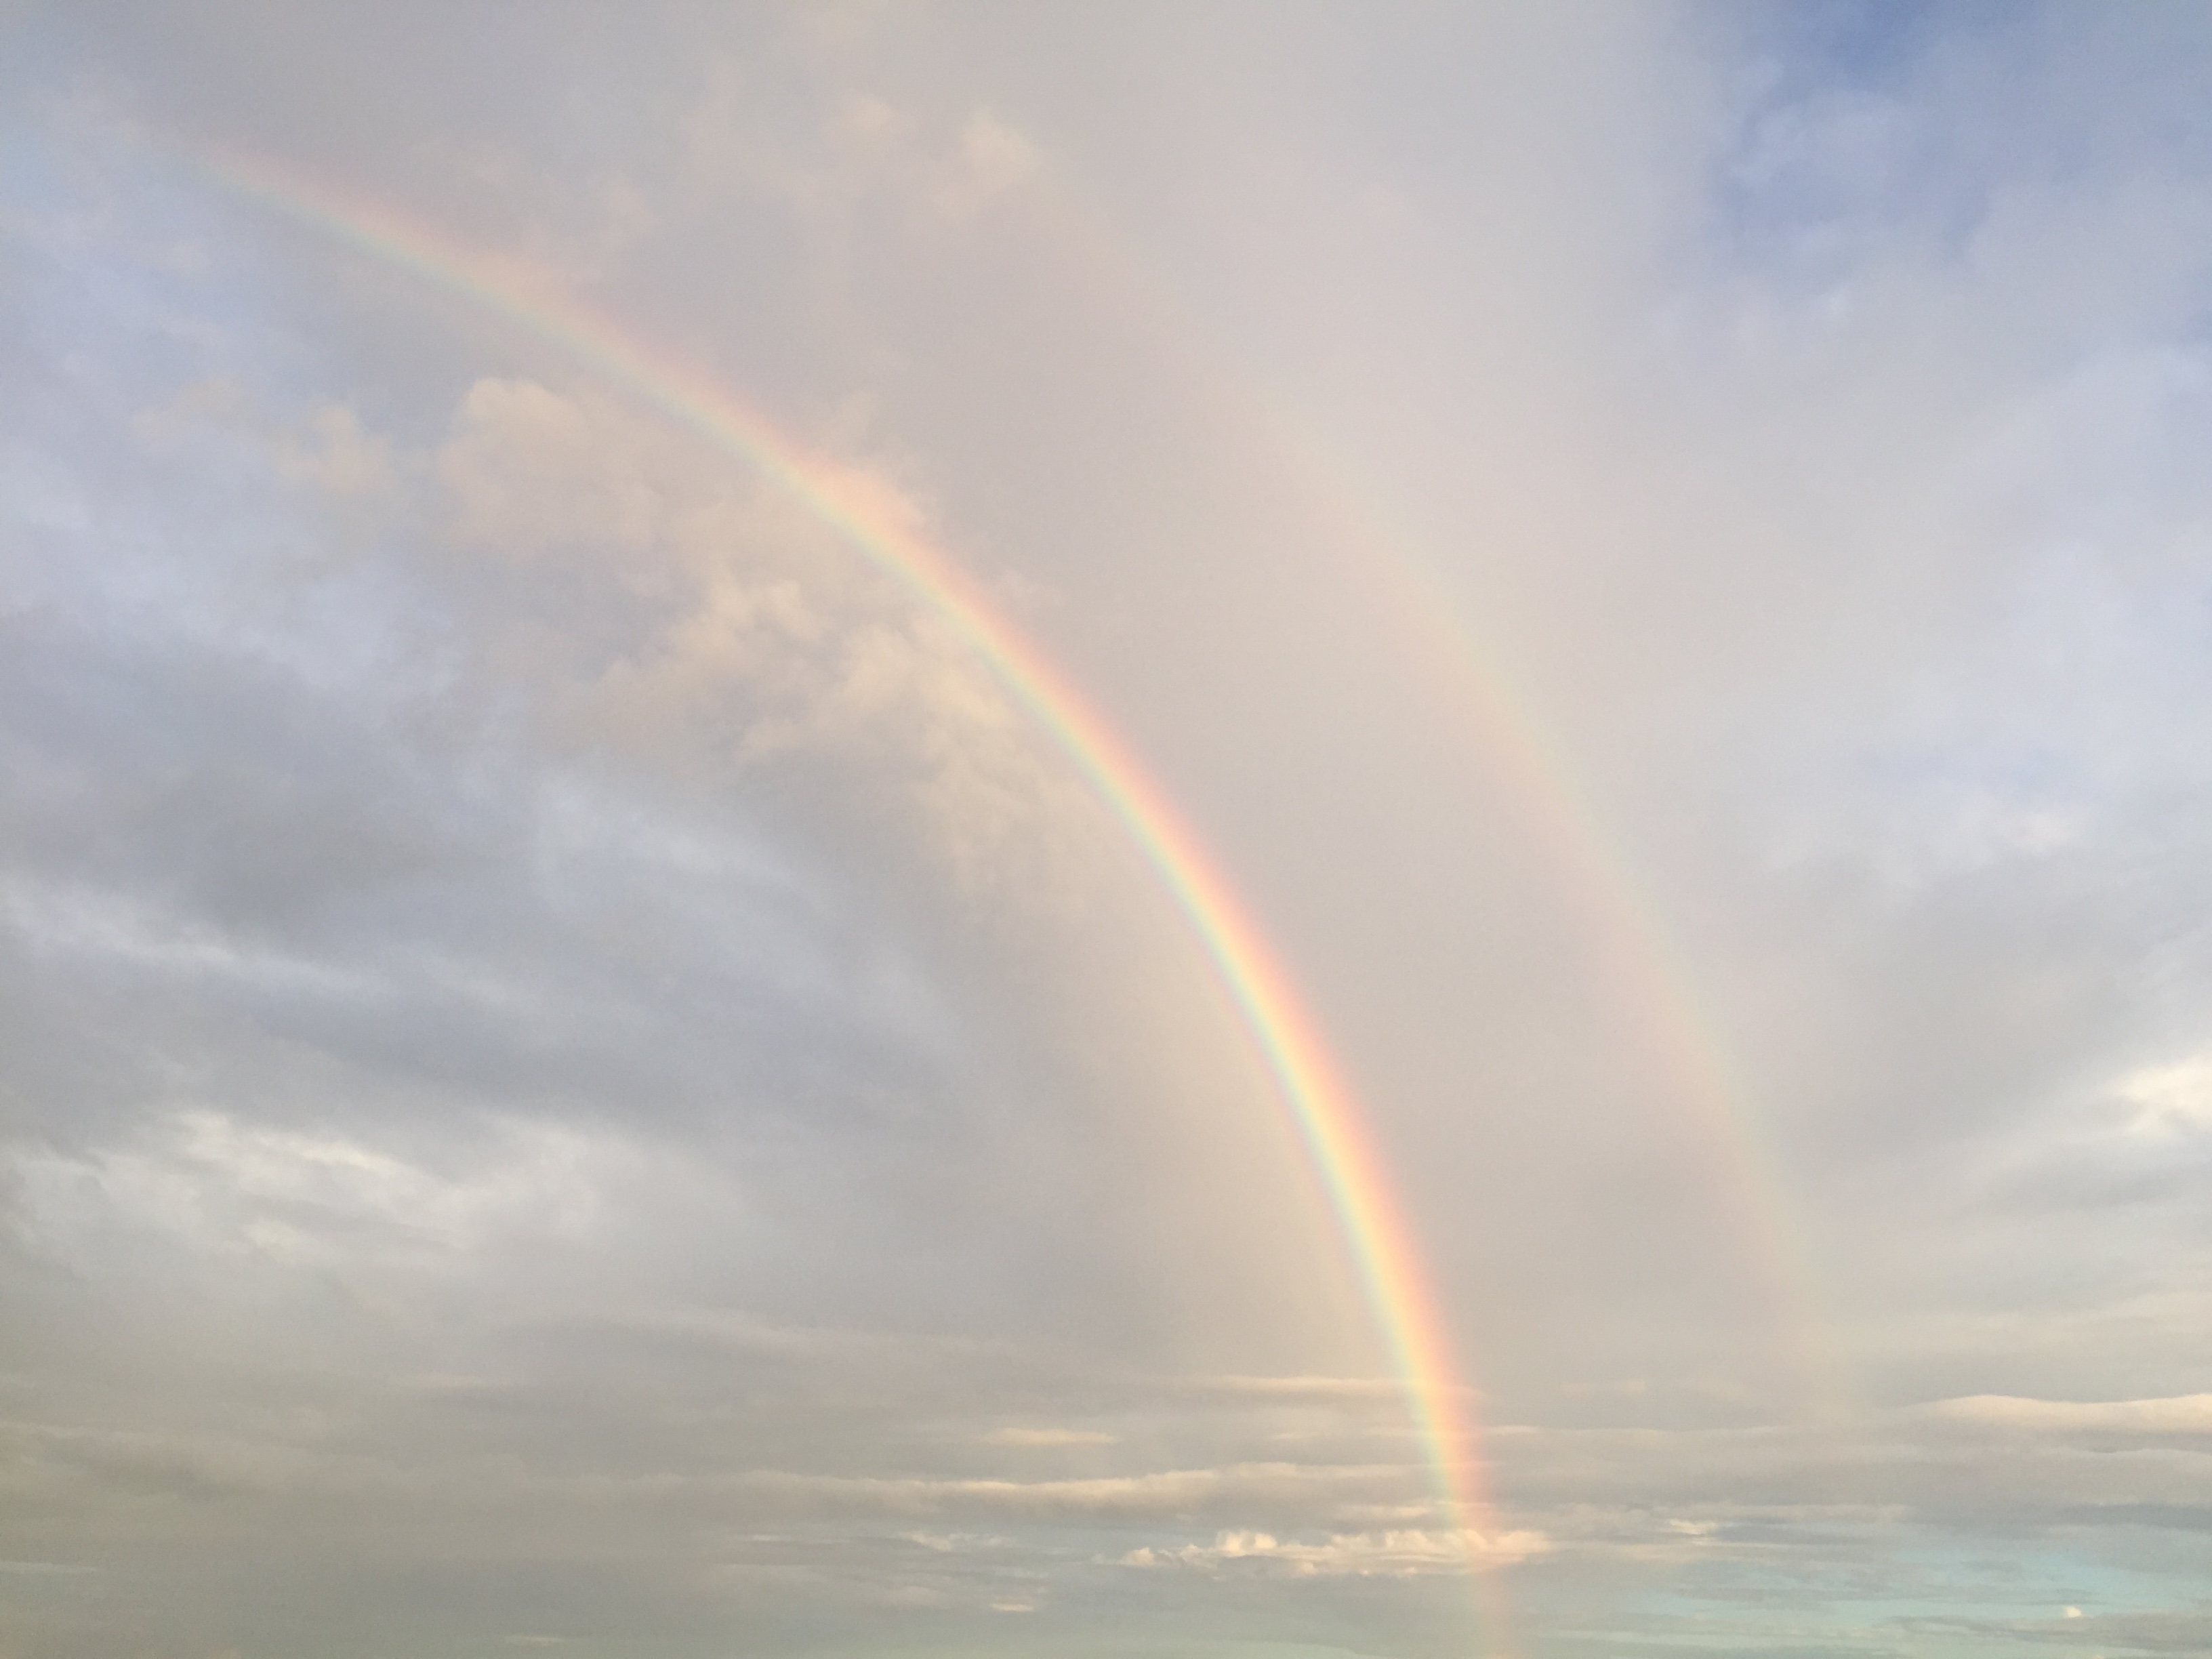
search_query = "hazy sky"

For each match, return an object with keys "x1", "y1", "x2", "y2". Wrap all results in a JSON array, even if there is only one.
[{"x1": 7, "y1": 5, "x2": 2212, "y2": 1657}]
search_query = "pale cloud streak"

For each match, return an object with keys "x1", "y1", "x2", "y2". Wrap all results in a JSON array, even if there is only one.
[{"x1": 1123, "y1": 1525, "x2": 1550, "y2": 1577}]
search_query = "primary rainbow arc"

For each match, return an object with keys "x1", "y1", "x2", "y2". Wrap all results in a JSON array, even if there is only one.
[{"x1": 197, "y1": 148, "x2": 1516, "y2": 1652}]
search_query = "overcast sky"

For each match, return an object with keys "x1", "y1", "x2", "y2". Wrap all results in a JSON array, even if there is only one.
[{"x1": 7, "y1": 5, "x2": 2212, "y2": 1657}]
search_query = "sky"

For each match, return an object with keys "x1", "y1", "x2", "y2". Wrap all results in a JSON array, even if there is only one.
[{"x1": 5, "y1": 4, "x2": 2212, "y2": 1656}]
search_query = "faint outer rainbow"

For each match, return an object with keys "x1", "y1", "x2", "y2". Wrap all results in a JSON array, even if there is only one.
[
  {"x1": 1020, "y1": 189, "x2": 1843, "y2": 1418},
  {"x1": 192, "y1": 148, "x2": 1521, "y2": 1649},
  {"x1": 1281, "y1": 455, "x2": 1845, "y2": 1417}
]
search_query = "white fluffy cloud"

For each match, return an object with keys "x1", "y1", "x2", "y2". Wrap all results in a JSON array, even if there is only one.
[{"x1": 1123, "y1": 1525, "x2": 1550, "y2": 1577}]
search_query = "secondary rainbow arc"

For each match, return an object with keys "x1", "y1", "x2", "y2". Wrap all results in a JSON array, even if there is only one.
[
  {"x1": 1014, "y1": 184, "x2": 1841, "y2": 1416},
  {"x1": 194, "y1": 147, "x2": 1518, "y2": 1652}
]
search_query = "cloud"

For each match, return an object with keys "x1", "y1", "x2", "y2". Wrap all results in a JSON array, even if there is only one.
[
  {"x1": 1896, "y1": 1607, "x2": 2212, "y2": 1655},
  {"x1": 730, "y1": 1461, "x2": 1415, "y2": 1520},
  {"x1": 274, "y1": 402, "x2": 400, "y2": 498},
  {"x1": 424, "y1": 373, "x2": 1103, "y2": 903},
  {"x1": 2115, "y1": 1056, "x2": 2212, "y2": 1136},
  {"x1": 934, "y1": 110, "x2": 1043, "y2": 220},
  {"x1": 438, "y1": 377, "x2": 665, "y2": 560},
  {"x1": 983, "y1": 1427, "x2": 1118, "y2": 1448},
  {"x1": 1919, "y1": 1393, "x2": 2212, "y2": 1433},
  {"x1": 1121, "y1": 1525, "x2": 1549, "y2": 1577},
  {"x1": 1179, "y1": 1374, "x2": 1437, "y2": 1401},
  {"x1": 127, "y1": 377, "x2": 249, "y2": 447},
  {"x1": 7, "y1": 1109, "x2": 610, "y2": 1270}
]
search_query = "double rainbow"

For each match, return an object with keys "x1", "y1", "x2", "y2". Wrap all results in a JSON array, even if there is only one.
[{"x1": 197, "y1": 150, "x2": 1519, "y2": 1650}]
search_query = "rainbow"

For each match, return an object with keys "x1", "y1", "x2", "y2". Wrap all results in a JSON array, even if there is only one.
[
  {"x1": 191, "y1": 150, "x2": 1519, "y2": 1650},
  {"x1": 1258, "y1": 445, "x2": 1845, "y2": 1416},
  {"x1": 1017, "y1": 186, "x2": 1842, "y2": 1417}
]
